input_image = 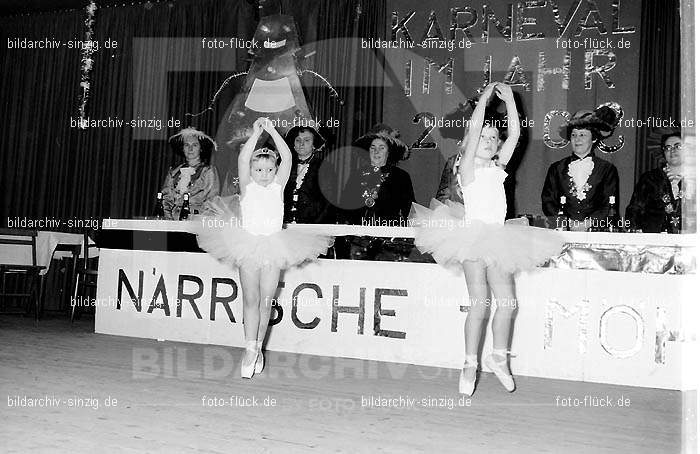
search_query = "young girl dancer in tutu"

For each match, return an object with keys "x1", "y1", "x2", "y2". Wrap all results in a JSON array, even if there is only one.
[
  {"x1": 411, "y1": 83, "x2": 564, "y2": 396},
  {"x1": 196, "y1": 117, "x2": 332, "y2": 379}
]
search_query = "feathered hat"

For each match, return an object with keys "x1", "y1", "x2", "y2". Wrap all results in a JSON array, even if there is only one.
[
  {"x1": 353, "y1": 127, "x2": 409, "y2": 163},
  {"x1": 168, "y1": 127, "x2": 217, "y2": 150},
  {"x1": 168, "y1": 127, "x2": 217, "y2": 164},
  {"x1": 561, "y1": 103, "x2": 623, "y2": 141}
]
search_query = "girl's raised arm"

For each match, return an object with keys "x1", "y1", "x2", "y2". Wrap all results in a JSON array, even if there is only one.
[
  {"x1": 238, "y1": 118, "x2": 265, "y2": 191},
  {"x1": 264, "y1": 120, "x2": 293, "y2": 187},
  {"x1": 459, "y1": 83, "x2": 496, "y2": 186},
  {"x1": 494, "y1": 83, "x2": 520, "y2": 167}
]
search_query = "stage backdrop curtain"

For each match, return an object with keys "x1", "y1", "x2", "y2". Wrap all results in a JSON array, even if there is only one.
[
  {"x1": 1, "y1": 10, "x2": 84, "y2": 227},
  {"x1": 0, "y1": 0, "x2": 253, "y2": 225},
  {"x1": 634, "y1": 0, "x2": 681, "y2": 179},
  {"x1": 0, "y1": 0, "x2": 384, "y2": 226},
  {"x1": 310, "y1": 0, "x2": 387, "y2": 203}
]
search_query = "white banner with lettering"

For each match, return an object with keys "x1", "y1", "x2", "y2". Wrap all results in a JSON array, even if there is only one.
[{"x1": 95, "y1": 249, "x2": 697, "y2": 389}]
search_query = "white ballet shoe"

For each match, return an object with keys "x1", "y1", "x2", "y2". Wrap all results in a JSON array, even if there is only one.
[
  {"x1": 254, "y1": 340, "x2": 264, "y2": 374},
  {"x1": 484, "y1": 353, "x2": 515, "y2": 392},
  {"x1": 458, "y1": 358, "x2": 478, "y2": 396},
  {"x1": 241, "y1": 341, "x2": 258, "y2": 379}
]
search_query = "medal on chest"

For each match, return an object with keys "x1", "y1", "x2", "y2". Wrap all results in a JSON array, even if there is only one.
[{"x1": 360, "y1": 166, "x2": 388, "y2": 208}]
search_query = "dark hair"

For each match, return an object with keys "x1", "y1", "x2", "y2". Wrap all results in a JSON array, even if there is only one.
[
  {"x1": 172, "y1": 136, "x2": 214, "y2": 165},
  {"x1": 368, "y1": 136, "x2": 405, "y2": 165},
  {"x1": 567, "y1": 126, "x2": 602, "y2": 142},
  {"x1": 293, "y1": 127, "x2": 317, "y2": 139},
  {"x1": 287, "y1": 126, "x2": 325, "y2": 150},
  {"x1": 661, "y1": 131, "x2": 681, "y2": 146}
]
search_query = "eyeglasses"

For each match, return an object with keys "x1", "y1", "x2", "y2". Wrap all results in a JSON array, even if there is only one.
[{"x1": 663, "y1": 143, "x2": 683, "y2": 152}]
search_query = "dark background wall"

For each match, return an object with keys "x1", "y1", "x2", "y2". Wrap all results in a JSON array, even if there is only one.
[
  {"x1": 0, "y1": 0, "x2": 385, "y2": 225},
  {"x1": 0, "y1": 0, "x2": 680, "y2": 225},
  {"x1": 381, "y1": 0, "x2": 644, "y2": 216}
]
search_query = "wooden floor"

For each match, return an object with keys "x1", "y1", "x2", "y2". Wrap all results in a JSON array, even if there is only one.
[{"x1": 0, "y1": 315, "x2": 688, "y2": 453}]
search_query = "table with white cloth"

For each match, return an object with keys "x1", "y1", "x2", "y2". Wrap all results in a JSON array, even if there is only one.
[
  {"x1": 95, "y1": 219, "x2": 697, "y2": 390},
  {"x1": 0, "y1": 231, "x2": 99, "y2": 313},
  {"x1": 0, "y1": 231, "x2": 98, "y2": 274}
]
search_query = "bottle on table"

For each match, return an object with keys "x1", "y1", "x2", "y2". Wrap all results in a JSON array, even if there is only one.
[
  {"x1": 555, "y1": 196, "x2": 569, "y2": 231},
  {"x1": 154, "y1": 192, "x2": 165, "y2": 219},
  {"x1": 606, "y1": 196, "x2": 617, "y2": 233},
  {"x1": 179, "y1": 193, "x2": 190, "y2": 220}
]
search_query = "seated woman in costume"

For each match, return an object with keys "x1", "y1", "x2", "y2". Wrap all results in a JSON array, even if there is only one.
[
  {"x1": 340, "y1": 128, "x2": 415, "y2": 225},
  {"x1": 161, "y1": 127, "x2": 220, "y2": 219}
]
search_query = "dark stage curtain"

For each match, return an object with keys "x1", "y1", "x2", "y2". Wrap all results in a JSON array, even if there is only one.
[
  {"x1": 1, "y1": 10, "x2": 84, "y2": 226},
  {"x1": 310, "y1": 0, "x2": 387, "y2": 201},
  {"x1": 0, "y1": 0, "x2": 385, "y2": 226},
  {"x1": 0, "y1": 0, "x2": 254, "y2": 225},
  {"x1": 635, "y1": 0, "x2": 681, "y2": 179},
  {"x1": 263, "y1": 0, "x2": 387, "y2": 203}
]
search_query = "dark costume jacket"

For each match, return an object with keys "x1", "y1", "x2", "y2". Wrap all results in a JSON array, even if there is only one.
[
  {"x1": 435, "y1": 153, "x2": 464, "y2": 204},
  {"x1": 341, "y1": 164, "x2": 415, "y2": 225},
  {"x1": 541, "y1": 151, "x2": 619, "y2": 222},
  {"x1": 283, "y1": 153, "x2": 334, "y2": 224},
  {"x1": 625, "y1": 168, "x2": 683, "y2": 233}
]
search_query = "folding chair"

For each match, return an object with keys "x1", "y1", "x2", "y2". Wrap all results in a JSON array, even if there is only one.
[
  {"x1": 71, "y1": 229, "x2": 99, "y2": 322},
  {"x1": 0, "y1": 228, "x2": 45, "y2": 320},
  {"x1": 45, "y1": 243, "x2": 81, "y2": 317}
]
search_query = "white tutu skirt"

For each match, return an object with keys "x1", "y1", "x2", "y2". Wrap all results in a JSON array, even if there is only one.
[
  {"x1": 410, "y1": 199, "x2": 566, "y2": 273},
  {"x1": 193, "y1": 196, "x2": 334, "y2": 270}
]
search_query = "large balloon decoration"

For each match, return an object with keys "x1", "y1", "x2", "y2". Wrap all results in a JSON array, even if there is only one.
[{"x1": 187, "y1": 14, "x2": 339, "y2": 195}]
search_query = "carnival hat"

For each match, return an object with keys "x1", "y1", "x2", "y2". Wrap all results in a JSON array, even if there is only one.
[
  {"x1": 367, "y1": 123, "x2": 401, "y2": 138},
  {"x1": 561, "y1": 103, "x2": 622, "y2": 140},
  {"x1": 168, "y1": 126, "x2": 217, "y2": 164},
  {"x1": 285, "y1": 121, "x2": 326, "y2": 150},
  {"x1": 169, "y1": 126, "x2": 217, "y2": 150},
  {"x1": 353, "y1": 130, "x2": 410, "y2": 163}
]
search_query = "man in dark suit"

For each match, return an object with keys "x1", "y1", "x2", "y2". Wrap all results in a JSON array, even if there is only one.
[
  {"x1": 626, "y1": 131, "x2": 687, "y2": 233},
  {"x1": 283, "y1": 125, "x2": 334, "y2": 224},
  {"x1": 541, "y1": 107, "x2": 620, "y2": 231}
]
